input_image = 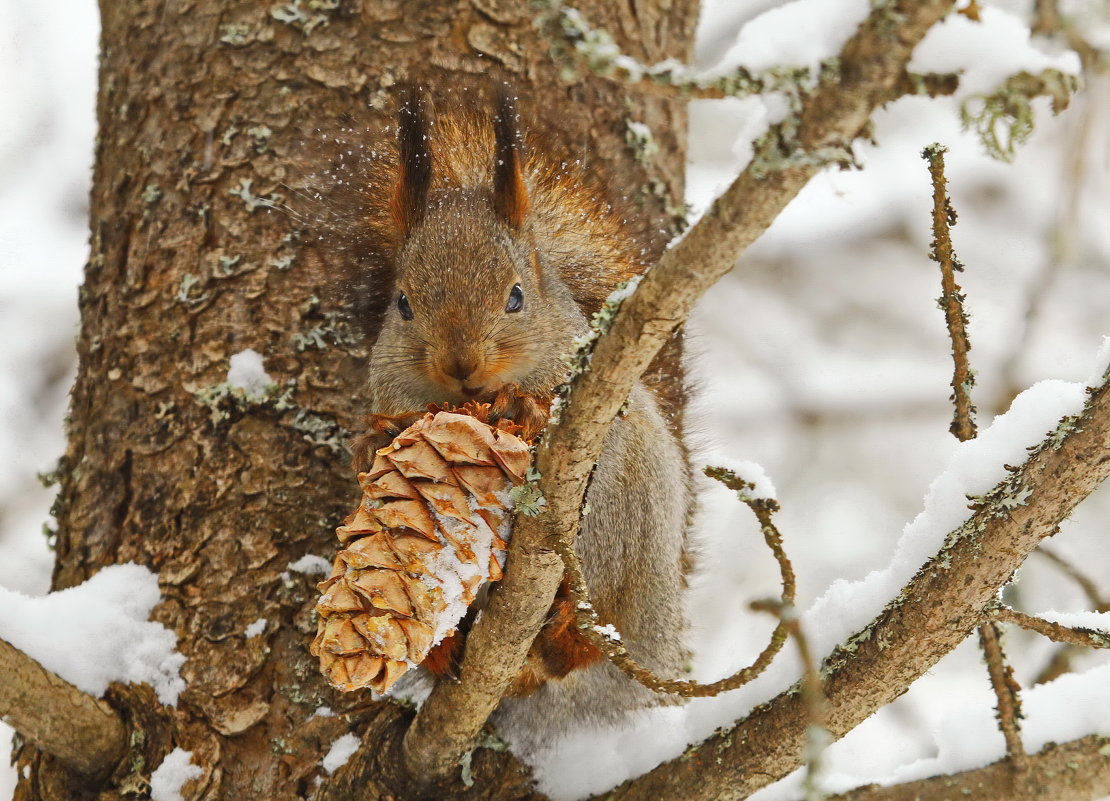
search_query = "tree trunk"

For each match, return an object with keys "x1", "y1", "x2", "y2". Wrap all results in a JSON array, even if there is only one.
[{"x1": 12, "y1": 1, "x2": 696, "y2": 799}]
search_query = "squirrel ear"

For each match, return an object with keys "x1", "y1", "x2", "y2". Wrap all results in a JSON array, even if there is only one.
[
  {"x1": 492, "y1": 89, "x2": 530, "y2": 231},
  {"x1": 392, "y1": 86, "x2": 432, "y2": 239}
]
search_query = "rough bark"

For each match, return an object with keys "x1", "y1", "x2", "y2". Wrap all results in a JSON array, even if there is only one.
[
  {"x1": 12, "y1": 2, "x2": 695, "y2": 800},
  {"x1": 10, "y1": 2, "x2": 1108, "y2": 800}
]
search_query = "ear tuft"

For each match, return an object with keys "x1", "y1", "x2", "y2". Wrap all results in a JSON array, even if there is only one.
[
  {"x1": 391, "y1": 85, "x2": 432, "y2": 238},
  {"x1": 492, "y1": 88, "x2": 530, "y2": 231}
]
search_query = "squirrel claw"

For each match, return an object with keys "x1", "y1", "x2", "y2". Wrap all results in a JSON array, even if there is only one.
[
  {"x1": 488, "y1": 384, "x2": 550, "y2": 441},
  {"x1": 351, "y1": 411, "x2": 426, "y2": 473}
]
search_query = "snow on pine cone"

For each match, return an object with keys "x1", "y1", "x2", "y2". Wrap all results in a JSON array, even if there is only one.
[{"x1": 311, "y1": 406, "x2": 532, "y2": 694}]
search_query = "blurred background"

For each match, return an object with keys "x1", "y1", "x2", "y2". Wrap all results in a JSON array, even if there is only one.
[{"x1": 1, "y1": 0, "x2": 1107, "y2": 797}]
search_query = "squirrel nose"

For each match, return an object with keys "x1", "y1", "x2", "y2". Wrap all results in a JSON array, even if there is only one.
[{"x1": 444, "y1": 355, "x2": 480, "y2": 383}]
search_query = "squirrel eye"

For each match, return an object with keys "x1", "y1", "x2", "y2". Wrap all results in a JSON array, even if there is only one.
[
  {"x1": 397, "y1": 292, "x2": 414, "y2": 321},
  {"x1": 505, "y1": 284, "x2": 524, "y2": 313}
]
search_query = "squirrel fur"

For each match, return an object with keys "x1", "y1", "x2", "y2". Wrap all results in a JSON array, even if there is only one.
[{"x1": 351, "y1": 88, "x2": 691, "y2": 745}]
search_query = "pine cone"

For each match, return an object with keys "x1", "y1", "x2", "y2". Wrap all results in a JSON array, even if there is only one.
[{"x1": 312, "y1": 404, "x2": 536, "y2": 693}]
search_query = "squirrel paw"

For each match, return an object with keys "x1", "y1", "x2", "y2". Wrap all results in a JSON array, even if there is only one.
[
  {"x1": 506, "y1": 581, "x2": 605, "y2": 697},
  {"x1": 487, "y1": 384, "x2": 551, "y2": 442},
  {"x1": 351, "y1": 411, "x2": 426, "y2": 473}
]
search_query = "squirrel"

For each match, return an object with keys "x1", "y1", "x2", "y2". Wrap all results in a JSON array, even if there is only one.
[{"x1": 349, "y1": 87, "x2": 691, "y2": 746}]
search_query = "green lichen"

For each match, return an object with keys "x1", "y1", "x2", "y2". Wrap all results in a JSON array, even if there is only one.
[
  {"x1": 459, "y1": 730, "x2": 509, "y2": 788},
  {"x1": 625, "y1": 119, "x2": 658, "y2": 165},
  {"x1": 293, "y1": 311, "x2": 357, "y2": 351},
  {"x1": 508, "y1": 465, "x2": 547, "y2": 516},
  {"x1": 961, "y1": 69, "x2": 1082, "y2": 162},
  {"x1": 142, "y1": 184, "x2": 162, "y2": 204},
  {"x1": 229, "y1": 178, "x2": 281, "y2": 212},
  {"x1": 1045, "y1": 414, "x2": 1082, "y2": 449},
  {"x1": 215, "y1": 254, "x2": 242, "y2": 277},
  {"x1": 218, "y1": 24, "x2": 252, "y2": 46},
  {"x1": 270, "y1": 0, "x2": 338, "y2": 34},
  {"x1": 247, "y1": 125, "x2": 273, "y2": 153},
  {"x1": 175, "y1": 273, "x2": 209, "y2": 306},
  {"x1": 288, "y1": 408, "x2": 349, "y2": 454}
]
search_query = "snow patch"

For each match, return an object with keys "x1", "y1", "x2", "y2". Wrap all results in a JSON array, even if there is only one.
[
  {"x1": 706, "y1": 455, "x2": 777, "y2": 501},
  {"x1": 288, "y1": 554, "x2": 331, "y2": 576},
  {"x1": 322, "y1": 733, "x2": 360, "y2": 774},
  {"x1": 706, "y1": 0, "x2": 869, "y2": 75},
  {"x1": 226, "y1": 349, "x2": 274, "y2": 398},
  {"x1": 911, "y1": 7, "x2": 1081, "y2": 97},
  {"x1": 818, "y1": 660, "x2": 1110, "y2": 790},
  {"x1": 1038, "y1": 609, "x2": 1110, "y2": 632},
  {"x1": 0, "y1": 563, "x2": 185, "y2": 704},
  {"x1": 149, "y1": 748, "x2": 202, "y2": 801}
]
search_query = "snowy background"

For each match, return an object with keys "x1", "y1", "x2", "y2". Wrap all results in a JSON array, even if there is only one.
[{"x1": 1, "y1": 0, "x2": 1108, "y2": 798}]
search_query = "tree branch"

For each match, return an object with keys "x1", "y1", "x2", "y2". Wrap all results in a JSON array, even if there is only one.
[
  {"x1": 399, "y1": 0, "x2": 958, "y2": 789},
  {"x1": 977, "y1": 621, "x2": 1027, "y2": 767},
  {"x1": 0, "y1": 636, "x2": 127, "y2": 777},
  {"x1": 822, "y1": 735, "x2": 1110, "y2": 801},
  {"x1": 606, "y1": 378, "x2": 1110, "y2": 800},
  {"x1": 924, "y1": 143, "x2": 977, "y2": 441},
  {"x1": 992, "y1": 605, "x2": 1110, "y2": 649}
]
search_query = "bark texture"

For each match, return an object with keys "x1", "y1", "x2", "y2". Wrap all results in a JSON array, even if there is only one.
[{"x1": 13, "y1": 2, "x2": 695, "y2": 800}]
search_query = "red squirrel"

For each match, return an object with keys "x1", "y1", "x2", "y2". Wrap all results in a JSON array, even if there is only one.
[{"x1": 351, "y1": 88, "x2": 690, "y2": 741}]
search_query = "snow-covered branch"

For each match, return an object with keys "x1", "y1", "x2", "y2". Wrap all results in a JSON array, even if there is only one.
[
  {"x1": 822, "y1": 734, "x2": 1110, "y2": 801},
  {"x1": 605, "y1": 376, "x2": 1110, "y2": 801}
]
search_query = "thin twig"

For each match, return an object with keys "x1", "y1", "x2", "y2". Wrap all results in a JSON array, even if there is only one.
[
  {"x1": 978, "y1": 622, "x2": 1028, "y2": 768},
  {"x1": 557, "y1": 467, "x2": 795, "y2": 697},
  {"x1": 923, "y1": 143, "x2": 977, "y2": 441},
  {"x1": 991, "y1": 605, "x2": 1110, "y2": 649},
  {"x1": 1032, "y1": 0, "x2": 1106, "y2": 74},
  {"x1": 1031, "y1": 645, "x2": 1076, "y2": 686},
  {"x1": 0, "y1": 636, "x2": 127, "y2": 777}
]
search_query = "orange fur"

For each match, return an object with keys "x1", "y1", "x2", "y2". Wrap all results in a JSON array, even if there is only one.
[{"x1": 506, "y1": 578, "x2": 605, "y2": 697}]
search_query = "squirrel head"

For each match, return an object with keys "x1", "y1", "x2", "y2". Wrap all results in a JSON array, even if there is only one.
[{"x1": 369, "y1": 89, "x2": 585, "y2": 410}]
